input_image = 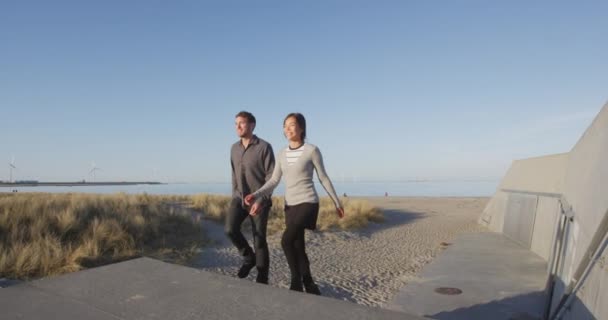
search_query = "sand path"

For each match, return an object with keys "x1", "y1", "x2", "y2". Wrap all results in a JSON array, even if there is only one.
[{"x1": 190, "y1": 197, "x2": 488, "y2": 307}]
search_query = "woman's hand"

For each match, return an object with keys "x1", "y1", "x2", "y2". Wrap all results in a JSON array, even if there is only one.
[
  {"x1": 249, "y1": 202, "x2": 261, "y2": 216},
  {"x1": 244, "y1": 194, "x2": 255, "y2": 206},
  {"x1": 336, "y1": 207, "x2": 345, "y2": 219}
]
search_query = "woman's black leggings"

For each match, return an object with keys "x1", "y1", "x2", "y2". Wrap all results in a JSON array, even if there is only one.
[{"x1": 282, "y1": 202, "x2": 319, "y2": 284}]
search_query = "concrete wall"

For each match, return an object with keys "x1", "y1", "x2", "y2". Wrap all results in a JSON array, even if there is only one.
[
  {"x1": 499, "y1": 153, "x2": 569, "y2": 194},
  {"x1": 558, "y1": 102, "x2": 608, "y2": 320},
  {"x1": 479, "y1": 153, "x2": 567, "y2": 257},
  {"x1": 503, "y1": 192, "x2": 538, "y2": 248},
  {"x1": 566, "y1": 250, "x2": 608, "y2": 320},
  {"x1": 480, "y1": 102, "x2": 608, "y2": 320},
  {"x1": 562, "y1": 102, "x2": 608, "y2": 275},
  {"x1": 530, "y1": 197, "x2": 561, "y2": 261},
  {"x1": 478, "y1": 191, "x2": 508, "y2": 232}
]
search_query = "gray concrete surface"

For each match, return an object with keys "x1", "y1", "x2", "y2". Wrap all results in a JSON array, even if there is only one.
[
  {"x1": 503, "y1": 192, "x2": 538, "y2": 248},
  {"x1": 530, "y1": 196, "x2": 560, "y2": 261},
  {"x1": 498, "y1": 153, "x2": 568, "y2": 195},
  {"x1": 0, "y1": 257, "x2": 425, "y2": 320},
  {"x1": 559, "y1": 102, "x2": 608, "y2": 320},
  {"x1": 478, "y1": 153, "x2": 567, "y2": 236},
  {"x1": 387, "y1": 232, "x2": 548, "y2": 320},
  {"x1": 477, "y1": 101, "x2": 608, "y2": 319}
]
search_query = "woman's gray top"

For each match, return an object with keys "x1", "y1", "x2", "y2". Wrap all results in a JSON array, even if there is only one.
[{"x1": 253, "y1": 143, "x2": 342, "y2": 208}]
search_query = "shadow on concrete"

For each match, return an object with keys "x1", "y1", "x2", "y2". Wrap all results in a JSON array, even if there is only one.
[
  {"x1": 429, "y1": 291, "x2": 546, "y2": 320},
  {"x1": 79, "y1": 255, "x2": 141, "y2": 269},
  {"x1": 554, "y1": 293, "x2": 597, "y2": 320},
  {"x1": 0, "y1": 278, "x2": 22, "y2": 288},
  {"x1": 428, "y1": 288, "x2": 596, "y2": 320},
  {"x1": 540, "y1": 277, "x2": 598, "y2": 320}
]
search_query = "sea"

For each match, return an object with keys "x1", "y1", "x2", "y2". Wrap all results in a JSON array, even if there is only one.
[{"x1": 0, "y1": 180, "x2": 499, "y2": 197}]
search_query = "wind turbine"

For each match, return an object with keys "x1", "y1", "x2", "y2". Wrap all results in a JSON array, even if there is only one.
[
  {"x1": 152, "y1": 168, "x2": 159, "y2": 182},
  {"x1": 89, "y1": 161, "x2": 101, "y2": 182},
  {"x1": 9, "y1": 155, "x2": 16, "y2": 183}
]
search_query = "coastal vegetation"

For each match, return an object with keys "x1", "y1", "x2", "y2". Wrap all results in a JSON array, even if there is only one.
[{"x1": 0, "y1": 193, "x2": 383, "y2": 279}]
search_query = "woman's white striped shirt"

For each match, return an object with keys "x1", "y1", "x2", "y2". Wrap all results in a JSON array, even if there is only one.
[{"x1": 286, "y1": 145, "x2": 305, "y2": 166}]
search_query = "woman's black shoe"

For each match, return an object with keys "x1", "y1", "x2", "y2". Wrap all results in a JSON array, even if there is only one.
[
  {"x1": 289, "y1": 281, "x2": 303, "y2": 292},
  {"x1": 303, "y1": 281, "x2": 321, "y2": 295}
]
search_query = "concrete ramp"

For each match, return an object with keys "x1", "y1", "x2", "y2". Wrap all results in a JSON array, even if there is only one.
[
  {"x1": 388, "y1": 232, "x2": 547, "y2": 320},
  {"x1": 0, "y1": 257, "x2": 424, "y2": 320}
]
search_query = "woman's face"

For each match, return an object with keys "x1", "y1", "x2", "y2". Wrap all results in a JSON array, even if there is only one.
[{"x1": 283, "y1": 116, "x2": 303, "y2": 142}]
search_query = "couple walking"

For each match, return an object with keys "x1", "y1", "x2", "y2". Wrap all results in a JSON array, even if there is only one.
[{"x1": 226, "y1": 111, "x2": 344, "y2": 295}]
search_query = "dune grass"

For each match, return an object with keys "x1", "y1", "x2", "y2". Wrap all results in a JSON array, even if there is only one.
[
  {"x1": 189, "y1": 195, "x2": 384, "y2": 234},
  {"x1": 0, "y1": 192, "x2": 383, "y2": 280},
  {"x1": 0, "y1": 193, "x2": 204, "y2": 280}
]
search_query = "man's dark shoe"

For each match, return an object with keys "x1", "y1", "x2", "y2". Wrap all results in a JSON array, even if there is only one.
[
  {"x1": 237, "y1": 260, "x2": 256, "y2": 278},
  {"x1": 256, "y1": 268, "x2": 268, "y2": 284}
]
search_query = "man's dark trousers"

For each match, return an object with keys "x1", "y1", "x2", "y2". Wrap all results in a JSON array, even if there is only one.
[{"x1": 225, "y1": 198, "x2": 270, "y2": 279}]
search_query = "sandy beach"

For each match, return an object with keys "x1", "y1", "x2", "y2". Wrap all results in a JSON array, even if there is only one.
[{"x1": 190, "y1": 197, "x2": 489, "y2": 307}]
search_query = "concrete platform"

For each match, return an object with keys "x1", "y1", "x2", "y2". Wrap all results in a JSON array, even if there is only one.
[
  {"x1": 0, "y1": 257, "x2": 425, "y2": 320},
  {"x1": 387, "y1": 232, "x2": 548, "y2": 320}
]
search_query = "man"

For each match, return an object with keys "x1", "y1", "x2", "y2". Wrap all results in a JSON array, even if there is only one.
[{"x1": 226, "y1": 111, "x2": 275, "y2": 284}]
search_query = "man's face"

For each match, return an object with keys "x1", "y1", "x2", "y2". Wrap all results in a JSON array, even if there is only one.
[{"x1": 235, "y1": 116, "x2": 254, "y2": 138}]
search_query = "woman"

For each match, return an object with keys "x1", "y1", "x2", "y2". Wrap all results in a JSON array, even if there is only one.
[{"x1": 245, "y1": 113, "x2": 344, "y2": 294}]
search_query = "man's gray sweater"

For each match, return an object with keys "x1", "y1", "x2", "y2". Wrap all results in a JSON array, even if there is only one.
[{"x1": 230, "y1": 135, "x2": 275, "y2": 205}]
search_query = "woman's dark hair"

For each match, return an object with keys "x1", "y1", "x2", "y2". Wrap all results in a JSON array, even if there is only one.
[
  {"x1": 235, "y1": 111, "x2": 256, "y2": 124},
  {"x1": 284, "y1": 113, "x2": 306, "y2": 141}
]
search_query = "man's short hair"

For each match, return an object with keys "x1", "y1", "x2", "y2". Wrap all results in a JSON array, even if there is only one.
[{"x1": 235, "y1": 111, "x2": 256, "y2": 124}]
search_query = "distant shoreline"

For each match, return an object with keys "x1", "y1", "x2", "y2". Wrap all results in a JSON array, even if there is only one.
[{"x1": 0, "y1": 182, "x2": 163, "y2": 187}]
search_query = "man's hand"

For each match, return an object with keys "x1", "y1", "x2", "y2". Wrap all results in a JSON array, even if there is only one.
[
  {"x1": 249, "y1": 202, "x2": 261, "y2": 216},
  {"x1": 336, "y1": 207, "x2": 345, "y2": 219},
  {"x1": 244, "y1": 194, "x2": 255, "y2": 206}
]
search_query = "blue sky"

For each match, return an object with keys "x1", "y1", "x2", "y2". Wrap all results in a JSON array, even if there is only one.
[{"x1": 1, "y1": 1, "x2": 606, "y2": 183}]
